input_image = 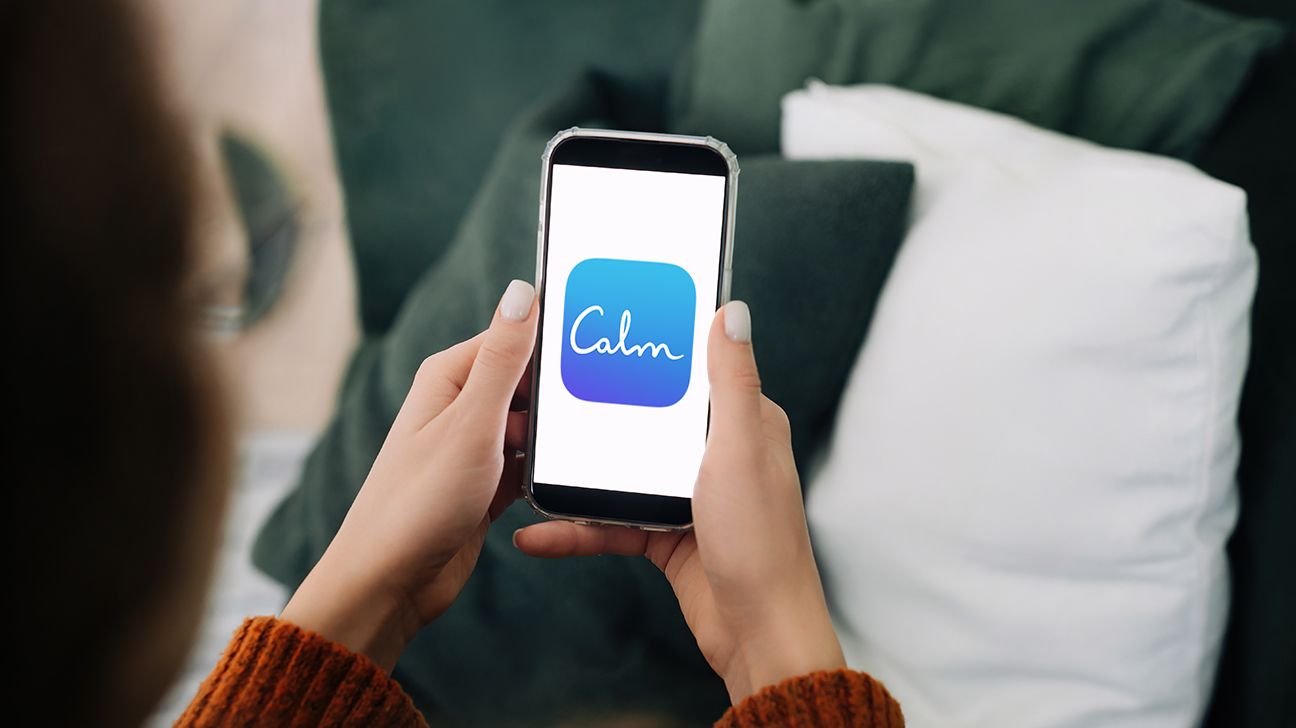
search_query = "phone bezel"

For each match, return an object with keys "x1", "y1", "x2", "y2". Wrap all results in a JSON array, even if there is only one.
[{"x1": 524, "y1": 128, "x2": 739, "y2": 531}]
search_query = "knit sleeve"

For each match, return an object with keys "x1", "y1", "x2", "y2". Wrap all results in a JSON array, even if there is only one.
[
  {"x1": 715, "y1": 669, "x2": 904, "y2": 727},
  {"x1": 174, "y1": 616, "x2": 426, "y2": 728}
]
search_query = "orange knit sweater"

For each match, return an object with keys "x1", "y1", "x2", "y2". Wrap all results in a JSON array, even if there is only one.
[{"x1": 176, "y1": 617, "x2": 903, "y2": 727}]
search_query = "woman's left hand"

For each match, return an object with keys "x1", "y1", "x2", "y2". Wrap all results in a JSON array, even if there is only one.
[{"x1": 281, "y1": 280, "x2": 538, "y2": 671}]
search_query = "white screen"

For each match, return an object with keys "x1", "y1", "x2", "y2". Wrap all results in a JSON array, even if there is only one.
[{"x1": 532, "y1": 163, "x2": 727, "y2": 498}]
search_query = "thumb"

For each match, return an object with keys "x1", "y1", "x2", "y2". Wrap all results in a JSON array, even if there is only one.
[
  {"x1": 457, "y1": 279, "x2": 538, "y2": 420},
  {"x1": 707, "y1": 301, "x2": 762, "y2": 444}
]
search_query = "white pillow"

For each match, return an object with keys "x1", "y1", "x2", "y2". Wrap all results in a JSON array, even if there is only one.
[{"x1": 786, "y1": 83, "x2": 1254, "y2": 728}]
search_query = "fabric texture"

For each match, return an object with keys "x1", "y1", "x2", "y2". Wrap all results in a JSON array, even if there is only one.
[
  {"x1": 252, "y1": 73, "x2": 913, "y2": 725},
  {"x1": 174, "y1": 617, "x2": 424, "y2": 727},
  {"x1": 319, "y1": 0, "x2": 700, "y2": 333},
  {"x1": 791, "y1": 83, "x2": 1255, "y2": 728},
  {"x1": 176, "y1": 617, "x2": 903, "y2": 727},
  {"x1": 672, "y1": 0, "x2": 1283, "y2": 159},
  {"x1": 717, "y1": 670, "x2": 904, "y2": 728}
]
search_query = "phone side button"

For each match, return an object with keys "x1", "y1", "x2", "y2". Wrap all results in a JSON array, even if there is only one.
[{"x1": 640, "y1": 526, "x2": 673, "y2": 533}]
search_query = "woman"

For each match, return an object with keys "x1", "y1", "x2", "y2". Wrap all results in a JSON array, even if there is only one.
[{"x1": 6, "y1": 1, "x2": 902, "y2": 725}]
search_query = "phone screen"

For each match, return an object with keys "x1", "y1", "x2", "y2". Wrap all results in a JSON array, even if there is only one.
[{"x1": 531, "y1": 160, "x2": 728, "y2": 501}]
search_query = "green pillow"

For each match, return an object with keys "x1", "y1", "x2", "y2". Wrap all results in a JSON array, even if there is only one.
[
  {"x1": 320, "y1": 0, "x2": 699, "y2": 333},
  {"x1": 672, "y1": 0, "x2": 1283, "y2": 158},
  {"x1": 253, "y1": 72, "x2": 913, "y2": 724}
]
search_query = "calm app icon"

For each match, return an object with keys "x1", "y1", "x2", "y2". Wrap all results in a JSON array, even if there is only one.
[{"x1": 561, "y1": 258, "x2": 696, "y2": 407}]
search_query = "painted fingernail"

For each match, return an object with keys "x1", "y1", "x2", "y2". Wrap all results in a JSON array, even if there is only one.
[
  {"x1": 724, "y1": 300, "x2": 751, "y2": 343},
  {"x1": 499, "y1": 280, "x2": 535, "y2": 321}
]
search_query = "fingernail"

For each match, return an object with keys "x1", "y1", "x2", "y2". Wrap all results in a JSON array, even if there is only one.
[
  {"x1": 511, "y1": 528, "x2": 523, "y2": 548},
  {"x1": 499, "y1": 280, "x2": 535, "y2": 321},
  {"x1": 724, "y1": 300, "x2": 751, "y2": 343}
]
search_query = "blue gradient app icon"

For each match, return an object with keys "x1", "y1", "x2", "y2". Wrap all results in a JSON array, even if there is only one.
[{"x1": 561, "y1": 258, "x2": 696, "y2": 407}]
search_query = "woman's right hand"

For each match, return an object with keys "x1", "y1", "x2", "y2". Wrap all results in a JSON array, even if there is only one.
[{"x1": 514, "y1": 301, "x2": 845, "y2": 702}]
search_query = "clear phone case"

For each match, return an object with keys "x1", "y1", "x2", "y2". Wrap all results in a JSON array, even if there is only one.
[{"x1": 525, "y1": 128, "x2": 740, "y2": 532}]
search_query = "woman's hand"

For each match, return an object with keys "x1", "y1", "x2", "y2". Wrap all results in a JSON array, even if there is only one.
[
  {"x1": 281, "y1": 280, "x2": 537, "y2": 671},
  {"x1": 514, "y1": 301, "x2": 845, "y2": 702}
]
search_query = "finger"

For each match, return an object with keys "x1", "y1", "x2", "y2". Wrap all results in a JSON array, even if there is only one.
[
  {"x1": 394, "y1": 332, "x2": 486, "y2": 430},
  {"x1": 707, "y1": 301, "x2": 763, "y2": 444},
  {"x1": 643, "y1": 530, "x2": 691, "y2": 576},
  {"x1": 513, "y1": 521, "x2": 650, "y2": 559},
  {"x1": 759, "y1": 395, "x2": 792, "y2": 445},
  {"x1": 510, "y1": 358, "x2": 534, "y2": 410},
  {"x1": 504, "y1": 410, "x2": 529, "y2": 452},
  {"x1": 458, "y1": 280, "x2": 538, "y2": 425},
  {"x1": 489, "y1": 451, "x2": 524, "y2": 522}
]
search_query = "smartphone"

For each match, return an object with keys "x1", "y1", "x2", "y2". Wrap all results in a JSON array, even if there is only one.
[{"x1": 523, "y1": 128, "x2": 739, "y2": 530}]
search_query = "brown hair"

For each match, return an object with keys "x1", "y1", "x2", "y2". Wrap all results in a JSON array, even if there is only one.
[{"x1": 3, "y1": 1, "x2": 230, "y2": 724}]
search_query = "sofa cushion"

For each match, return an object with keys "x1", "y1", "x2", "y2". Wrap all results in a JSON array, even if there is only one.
[
  {"x1": 790, "y1": 83, "x2": 1255, "y2": 728},
  {"x1": 320, "y1": 0, "x2": 701, "y2": 332},
  {"x1": 672, "y1": 0, "x2": 1282, "y2": 158}
]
